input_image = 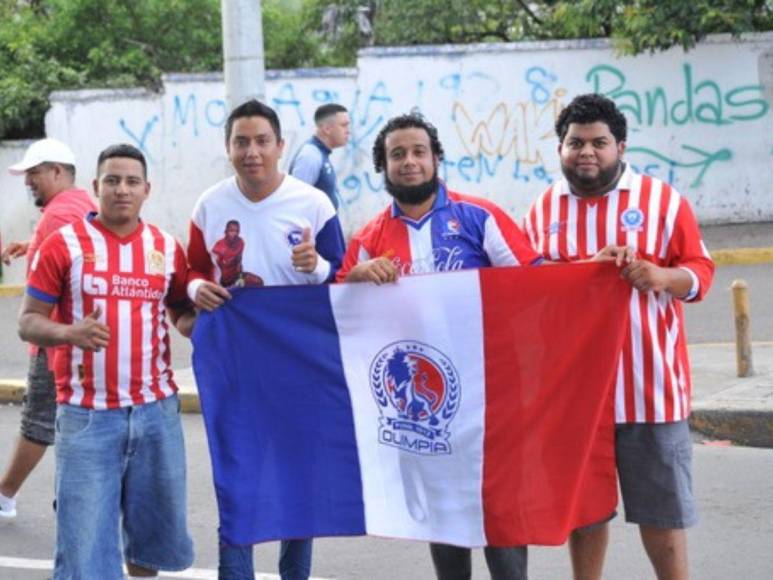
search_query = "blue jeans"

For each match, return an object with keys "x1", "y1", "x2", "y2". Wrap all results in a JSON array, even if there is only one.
[
  {"x1": 53, "y1": 396, "x2": 193, "y2": 579},
  {"x1": 219, "y1": 539, "x2": 313, "y2": 580}
]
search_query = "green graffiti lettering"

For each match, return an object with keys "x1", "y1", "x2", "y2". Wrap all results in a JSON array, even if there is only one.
[
  {"x1": 670, "y1": 64, "x2": 694, "y2": 125},
  {"x1": 726, "y1": 85, "x2": 769, "y2": 121},
  {"x1": 694, "y1": 80, "x2": 729, "y2": 125},
  {"x1": 646, "y1": 88, "x2": 668, "y2": 126},
  {"x1": 587, "y1": 63, "x2": 764, "y2": 128},
  {"x1": 627, "y1": 145, "x2": 732, "y2": 187},
  {"x1": 586, "y1": 65, "x2": 643, "y2": 124}
]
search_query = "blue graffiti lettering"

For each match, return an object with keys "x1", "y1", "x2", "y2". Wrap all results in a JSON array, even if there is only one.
[
  {"x1": 119, "y1": 116, "x2": 159, "y2": 162},
  {"x1": 173, "y1": 94, "x2": 199, "y2": 140},
  {"x1": 205, "y1": 99, "x2": 227, "y2": 127},
  {"x1": 526, "y1": 67, "x2": 558, "y2": 105},
  {"x1": 312, "y1": 89, "x2": 339, "y2": 103},
  {"x1": 272, "y1": 83, "x2": 305, "y2": 126}
]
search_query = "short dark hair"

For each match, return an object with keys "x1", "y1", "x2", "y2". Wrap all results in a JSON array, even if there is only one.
[
  {"x1": 42, "y1": 161, "x2": 76, "y2": 179},
  {"x1": 225, "y1": 219, "x2": 240, "y2": 230},
  {"x1": 372, "y1": 113, "x2": 445, "y2": 174},
  {"x1": 225, "y1": 99, "x2": 282, "y2": 143},
  {"x1": 314, "y1": 103, "x2": 347, "y2": 125},
  {"x1": 96, "y1": 144, "x2": 147, "y2": 178},
  {"x1": 555, "y1": 94, "x2": 627, "y2": 144}
]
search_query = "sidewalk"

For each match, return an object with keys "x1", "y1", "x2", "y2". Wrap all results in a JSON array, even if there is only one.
[
  {"x1": 0, "y1": 342, "x2": 771, "y2": 447},
  {"x1": 688, "y1": 342, "x2": 773, "y2": 447}
]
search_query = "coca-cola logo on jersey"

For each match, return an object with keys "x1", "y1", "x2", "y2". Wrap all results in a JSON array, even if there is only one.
[
  {"x1": 392, "y1": 246, "x2": 465, "y2": 275},
  {"x1": 82, "y1": 273, "x2": 164, "y2": 301}
]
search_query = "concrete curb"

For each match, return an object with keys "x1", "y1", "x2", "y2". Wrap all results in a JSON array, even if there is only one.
[
  {"x1": 0, "y1": 285, "x2": 24, "y2": 298},
  {"x1": 0, "y1": 380, "x2": 27, "y2": 404},
  {"x1": 689, "y1": 409, "x2": 773, "y2": 448},
  {"x1": 688, "y1": 373, "x2": 773, "y2": 447},
  {"x1": 711, "y1": 247, "x2": 773, "y2": 266}
]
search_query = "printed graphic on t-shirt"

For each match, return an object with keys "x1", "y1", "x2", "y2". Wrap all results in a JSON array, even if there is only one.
[{"x1": 211, "y1": 220, "x2": 263, "y2": 288}]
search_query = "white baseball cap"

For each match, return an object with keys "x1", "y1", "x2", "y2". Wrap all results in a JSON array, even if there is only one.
[{"x1": 8, "y1": 138, "x2": 76, "y2": 175}]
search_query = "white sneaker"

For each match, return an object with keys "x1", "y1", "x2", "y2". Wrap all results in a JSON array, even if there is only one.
[{"x1": 0, "y1": 491, "x2": 17, "y2": 519}]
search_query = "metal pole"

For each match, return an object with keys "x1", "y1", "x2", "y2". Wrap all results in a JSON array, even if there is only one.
[
  {"x1": 221, "y1": 0, "x2": 265, "y2": 111},
  {"x1": 731, "y1": 279, "x2": 753, "y2": 377}
]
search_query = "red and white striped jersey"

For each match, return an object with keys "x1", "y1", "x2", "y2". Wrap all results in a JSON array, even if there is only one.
[
  {"x1": 27, "y1": 216, "x2": 189, "y2": 410},
  {"x1": 524, "y1": 165, "x2": 715, "y2": 424}
]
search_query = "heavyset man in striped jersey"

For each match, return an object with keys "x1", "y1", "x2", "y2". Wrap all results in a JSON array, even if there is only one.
[
  {"x1": 525, "y1": 94, "x2": 715, "y2": 580},
  {"x1": 17, "y1": 144, "x2": 195, "y2": 579}
]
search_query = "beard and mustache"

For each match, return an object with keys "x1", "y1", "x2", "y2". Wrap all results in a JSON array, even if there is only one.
[
  {"x1": 561, "y1": 160, "x2": 624, "y2": 196},
  {"x1": 384, "y1": 172, "x2": 439, "y2": 206},
  {"x1": 27, "y1": 186, "x2": 46, "y2": 207}
]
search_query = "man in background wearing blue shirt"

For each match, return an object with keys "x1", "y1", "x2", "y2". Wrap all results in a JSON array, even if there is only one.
[{"x1": 289, "y1": 103, "x2": 350, "y2": 211}]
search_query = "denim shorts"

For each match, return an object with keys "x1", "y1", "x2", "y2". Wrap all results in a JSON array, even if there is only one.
[
  {"x1": 616, "y1": 420, "x2": 697, "y2": 529},
  {"x1": 20, "y1": 351, "x2": 56, "y2": 446},
  {"x1": 53, "y1": 395, "x2": 194, "y2": 579}
]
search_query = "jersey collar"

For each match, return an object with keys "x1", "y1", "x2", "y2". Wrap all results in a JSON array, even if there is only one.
[
  {"x1": 86, "y1": 211, "x2": 145, "y2": 243},
  {"x1": 311, "y1": 135, "x2": 332, "y2": 154}
]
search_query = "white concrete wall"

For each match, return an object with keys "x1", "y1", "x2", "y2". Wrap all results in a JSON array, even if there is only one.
[
  {"x1": 351, "y1": 34, "x2": 773, "y2": 227},
  {"x1": 2, "y1": 33, "x2": 771, "y2": 284}
]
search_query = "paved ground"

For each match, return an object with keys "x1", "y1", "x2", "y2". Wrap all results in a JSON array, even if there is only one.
[{"x1": 1, "y1": 405, "x2": 772, "y2": 580}]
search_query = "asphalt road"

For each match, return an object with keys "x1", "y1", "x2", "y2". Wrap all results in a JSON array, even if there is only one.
[{"x1": 0, "y1": 406, "x2": 771, "y2": 579}]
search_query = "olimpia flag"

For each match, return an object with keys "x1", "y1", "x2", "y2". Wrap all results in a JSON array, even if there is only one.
[{"x1": 192, "y1": 263, "x2": 630, "y2": 547}]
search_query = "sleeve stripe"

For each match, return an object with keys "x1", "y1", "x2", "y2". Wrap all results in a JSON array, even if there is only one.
[{"x1": 27, "y1": 285, "x2": 58, "y2": 304}]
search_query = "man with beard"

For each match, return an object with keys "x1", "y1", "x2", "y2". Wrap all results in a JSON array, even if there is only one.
[
  {"x1": 336, "y1": 112, "x2": 539, "y2": 580},
  {"x1": 1, "y1": 139, "x2": 95, "y2": 520},
  {"x1": 524, "y1": 94, "x2": 714, "y2": 580}
]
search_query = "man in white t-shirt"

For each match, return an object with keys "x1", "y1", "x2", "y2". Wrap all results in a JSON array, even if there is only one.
[{"x1": 187, "y1": 99, "x2": 345, "y2": 580}]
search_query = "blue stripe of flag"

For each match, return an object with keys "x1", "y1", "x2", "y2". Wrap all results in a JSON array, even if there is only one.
[{"x1": 192, "y1": 285, "x2": 365, "y2": 545}]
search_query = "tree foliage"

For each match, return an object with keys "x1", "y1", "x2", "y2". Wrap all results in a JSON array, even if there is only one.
[
  {"x1": 543, "y1": 0, "x2": 773, "y2": 54},
  {"x1": 1, "y1": 0, "x2": 771, "y2": 139},
  {"x1": 302, "y1": 0, "x2": 772, "y2": 55},
  {"x1": 0, "y1": 0, "x2": 222, "y2": 138}
]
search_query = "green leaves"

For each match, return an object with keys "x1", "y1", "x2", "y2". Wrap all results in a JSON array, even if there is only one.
[
  {"x1": 0, "y1": 0, "x2": 222, "y2": 138},
  {"x1": 1, "y1": 0, "x2": 770, "y2": 139}
]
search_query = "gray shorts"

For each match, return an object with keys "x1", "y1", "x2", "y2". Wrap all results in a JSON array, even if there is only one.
[
  {"x1": 20, "y1": 351, "x2": 57, "y2": 446},
  {"x1": 616, "y1": 420, "x2": 697, "y2": 528},
  {"x1": 578, "y1": 420, "x2": 697, "y2": 531}
]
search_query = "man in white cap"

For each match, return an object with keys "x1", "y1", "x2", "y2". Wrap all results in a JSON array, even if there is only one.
[{"x1": 0, "y1": 138, "x2": 95, "y2": 519}]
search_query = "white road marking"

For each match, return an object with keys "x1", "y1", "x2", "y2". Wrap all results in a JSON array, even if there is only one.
[{"x1": 0, "y1": 556, "x2": 334, "y2": 579}]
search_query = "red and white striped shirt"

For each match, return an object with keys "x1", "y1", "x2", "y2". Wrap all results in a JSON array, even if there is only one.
[
  {"x1": 524, "y1": 166, "x2": 714, "y2": 424},
  {"x1": 27, "y1": 216, "x2": 189, "y2": 409}
]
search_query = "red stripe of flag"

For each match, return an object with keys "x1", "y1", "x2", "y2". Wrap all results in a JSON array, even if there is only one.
[{"x1": 480, "y1": 262, "x2": 628, "y2": 546}]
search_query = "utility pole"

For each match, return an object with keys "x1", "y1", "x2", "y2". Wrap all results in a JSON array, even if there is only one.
[{"x1": 221, "y1": 0, "x2": 265, "y2": 111}]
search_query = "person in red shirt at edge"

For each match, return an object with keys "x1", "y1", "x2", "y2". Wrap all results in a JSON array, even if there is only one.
[
  {"x1": 524, "y1": 93, "x2": 715, "y2": 580},
  {"x1": 337, "y1": 112, "x2": 634, "y2": 580},
  {"x1": 1, "y1": 138, "x2": 96, "y2": 521}
]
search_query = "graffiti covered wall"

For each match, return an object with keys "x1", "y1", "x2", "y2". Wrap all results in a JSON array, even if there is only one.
[{"x1": 1, "y1": 34, "x2": 770, "y2": 283}]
